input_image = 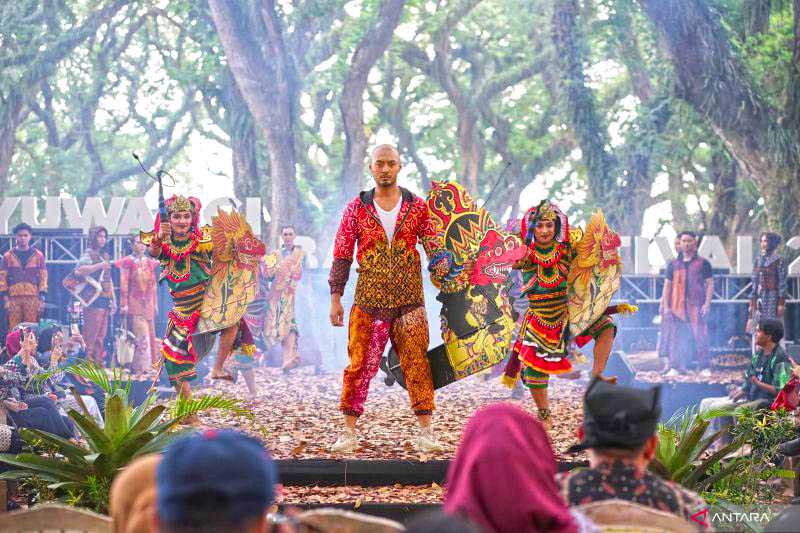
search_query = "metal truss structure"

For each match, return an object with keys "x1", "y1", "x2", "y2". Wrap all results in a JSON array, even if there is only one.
[
  {"x1": 0, "y1": 234, "x2": 133, "y2": 264},
  {"x1": 618, "y1": 274, "x2": 800, "y2": 304}
]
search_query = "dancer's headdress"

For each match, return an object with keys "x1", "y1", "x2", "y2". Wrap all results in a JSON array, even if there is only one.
[{"x1": 521, "y1": 200, "x2": 569, "y2": 246}]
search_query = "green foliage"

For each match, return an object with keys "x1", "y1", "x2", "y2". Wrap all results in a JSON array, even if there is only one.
[
  {"x1": 650, "y1": 404, "x2": 795, "y2": 507},
  {"x1": 1, "y1": 360, "x2": 249, "y2": 513},
  {"x1": 2, "y1": 0, "x2": 798, "y2": 240},
  {"x1": 649, "y1": 405, "x2": 747, "y2": 492}
]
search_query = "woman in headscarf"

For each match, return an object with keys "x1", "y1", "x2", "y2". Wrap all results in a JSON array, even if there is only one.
[
  {"x1": 73, "y1": 225, "x2": 116, "y2": 364},
  {"x1": 444, "y1": 403, "x2": 596, "y2": 533}
]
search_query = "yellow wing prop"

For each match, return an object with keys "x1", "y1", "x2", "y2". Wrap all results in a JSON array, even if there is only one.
[
  {"x1": 196, "y1": 210, "x2": 266, "y2": 334},
  {"x1": 567, "y1": 210, "x2": 622, "y2": 337}
]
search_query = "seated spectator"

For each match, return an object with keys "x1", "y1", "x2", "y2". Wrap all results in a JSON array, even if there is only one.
[
  {"x1": 7, "y1": 328, "x2": 101, "y2": 426},
  {"x1": 153, "y1": 429, "x2": 279, "y2": 533},
  {"x1": 444, "y1": 403, "x2": 596, "y2": 533},
  {"x1": 37, "y1": 328, "x2": 103, "y2": 425},
  {"x1": 700, "y1": 319, "x2": 792, "y2": 422},
  {"x1": 0, "y1": 364, "x2": 75, "y2": 440},
  {"x1": 110, "y1": 454, "x2": 161, "y2": 533},
  {"x1": 559, "y1": 377, "x2": 704, "y2": 522}
]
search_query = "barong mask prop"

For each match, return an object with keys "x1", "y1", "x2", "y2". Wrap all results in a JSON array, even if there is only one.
[
  {"x1": 387, "y1": 180, "x2": 521, "y2": 389},
  {"x1": 427, "y1": 181, "x2": 524, "y2": 291}
]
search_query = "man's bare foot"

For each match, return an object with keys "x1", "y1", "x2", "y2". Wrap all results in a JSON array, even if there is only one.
[
  {"x1": 593, "y1": 373, "x2": 617, "y2": 384},
  {"x1": 281, "y1": 358, "x2": 301, "y2": 373},
  {"x1": 210, "y1": 369, "x2": 234, "y2": 381}
]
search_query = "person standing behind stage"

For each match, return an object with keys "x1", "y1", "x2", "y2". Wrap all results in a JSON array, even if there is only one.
[
  {"x1": 657, "y1": 236, "x2": 681, "y2": 364},
  {"x1": 660, "y1": 231, "x2": 713, "y2": 372},
  {"x1": 117, "y1": 235, "x2": 160, "y2": 372},
  {"x1": 0, "y1": 223, "x2": 48, "y2": 331},
  {"x1": 328, "y1": 144, "x2": 443, "y2": 454},
  {"x1": 74, "y1": 226, "x2": 116, "y2": 365},
  {"x1": 748, "y1": 232, "x2": 787, "y2": 332},
  {"x1": 263, "y1": 225, "x2": 305, "y2": 372}
]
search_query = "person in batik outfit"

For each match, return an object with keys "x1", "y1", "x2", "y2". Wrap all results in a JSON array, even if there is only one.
[
  {"x1": 748, "y1": 232, "x2": 787, "y2": 335},
  {"x1": 329, "y1": 145, "x2": 443, "y2": 454},
  {"x1": 503, "y1": 201, "x2": 616, "y2": 429},
  {"x1": 118, "y1": 236, "x2": 160, "y2": 372},
  {"x1": 263, "y1": 225, "x2": 304, "y2": 372},
  {"x1": 657, "y1": 236, "x2": 682, "y2": 363},
  {"x1": 74, "y1": 226, "x2": 116, "y2": 365},
  {"x1": 0, "y1": 223, "x2": 48, "y2": 332},
  {"x1": 147, "y1": 196, "x2": 253, "y2": 403},
  {"x1": 660, "y1": 231, "x2": 713, "y2": 371}
]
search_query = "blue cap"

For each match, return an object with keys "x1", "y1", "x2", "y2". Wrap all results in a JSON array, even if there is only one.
[{"x1": 156, "y1": 429, "x2": 277, "y2": 526}]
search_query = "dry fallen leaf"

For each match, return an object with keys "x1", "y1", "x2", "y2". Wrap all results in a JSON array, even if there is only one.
[
  {"x1": 354, "y1": 498, "x2": 362, "y2": 509},
  {"x1": 290, "y1": 441, "x2": 307, "y2": 456}
]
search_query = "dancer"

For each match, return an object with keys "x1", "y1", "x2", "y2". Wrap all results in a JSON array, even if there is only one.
[
  {"x1": 503, "y1": 201, "x2": 621, "y2": 430},
  {"x1": 117, "y1": 236, "x2": 160, "y2": 371},
  {"x1": 73, "y1": 226, "x2": 116, "y2": 365},
  {"x1": 229, "y1": 324, "x2": 259, "y2": 403},
  {"x1": 0, "y1": 223, "x2": 48, "y2": 331},
  {"x1": 329, "y1": 144, "x2": 443, "y2": 453},
  {"x1": 144, "y1": 195, "x2": 259, "y2": 402},
  {"x1": 263, "y1": 225, "x2": 304, "y2": 372}
]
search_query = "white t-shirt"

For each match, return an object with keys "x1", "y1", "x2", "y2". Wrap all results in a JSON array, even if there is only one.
[{"x1": 375, "y1": 198, "x2": 401, "y2": 245}]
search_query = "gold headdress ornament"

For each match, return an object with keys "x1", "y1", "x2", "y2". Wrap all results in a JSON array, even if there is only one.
[
  {"x1": 535, "y1": 202, "x2": 557, "y2": 222},
  {"x1": 168, "y1": 196, "x2": 196, "y2": 214}
]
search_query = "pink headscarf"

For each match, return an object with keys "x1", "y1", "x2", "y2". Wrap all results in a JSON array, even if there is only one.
[
  {"x1": 444, "y1": 403, "x2": 577, "y2": 533},
  {"x1": 5, "y1": 330, "x2": 22, "y2": 359}
]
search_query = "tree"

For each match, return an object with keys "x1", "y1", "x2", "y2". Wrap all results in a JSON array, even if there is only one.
[
  {"x1": 338, "y1": 0, "x2": 406, "y2": 204},
  {"x1": 551, "y1": 0, "x2": 672, "y2": 233},
  {"x1": 639, "y1": 0, "x2": 800, "y2": 236},
  {"x1": 0, "y1": 0, "x2": 133, "y2": 191}
]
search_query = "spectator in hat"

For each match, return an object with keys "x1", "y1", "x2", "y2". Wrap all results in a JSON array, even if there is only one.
[
  {"x1": 559, "y1": 377, "x2": 704, "y2": 522},
  {"x1": 153, "y1": 429, "x2": 280, "y2": 533}
]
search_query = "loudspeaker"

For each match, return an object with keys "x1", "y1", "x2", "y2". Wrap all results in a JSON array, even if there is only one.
[{"x1": 605, "y1": 350, "x2": 636, "y2": 386}]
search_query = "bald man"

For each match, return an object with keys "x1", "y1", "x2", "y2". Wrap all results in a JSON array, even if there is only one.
[{"x1": 329, "y1": 145, "x2": 443, "y2": 453}]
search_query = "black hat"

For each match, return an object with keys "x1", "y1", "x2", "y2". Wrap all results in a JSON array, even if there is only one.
[{"x1": 567, "y1": 377, "x2": 662, "y2": 453}]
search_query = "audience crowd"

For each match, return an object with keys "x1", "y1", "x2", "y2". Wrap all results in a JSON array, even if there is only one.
[{"x1": 0, "y1": 318, "x2": 800, "y2": 530}]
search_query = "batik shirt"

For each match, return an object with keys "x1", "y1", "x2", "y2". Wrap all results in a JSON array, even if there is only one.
[
  {"x1": 329, "y1": 187, "x2": 438, "y2": 310},
  {"x1": 557, "y1": 460, "x2": 705, "y2": 521},
  {"x1": 0, "y1": 248, "x2": 48, "y2": 297}
]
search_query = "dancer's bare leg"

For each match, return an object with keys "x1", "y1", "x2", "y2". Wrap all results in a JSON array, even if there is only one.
[
  {"x1": 530, "y1": 387, "x2": 552, "y2": 430},
  {"x1": 281, "y1": 332, "x2": 300, "y2": 372},
  {"x1": 243, "y1": 369, "x2": 258, "y2": 400},
  {"x1": 174, "y1": 381, "x2": 200, "y2": 425},
  {"x1": 211, "y1": 325, "x2": 238, "y2": 379},
  {"x1": 591, "y1": 328, "x2": 617, "y2": 384}
]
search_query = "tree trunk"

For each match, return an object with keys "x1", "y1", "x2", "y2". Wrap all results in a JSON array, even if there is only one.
[
  {"x1": 0, "y1": 91, "x2": 25, "y2": 191},
  {"x1": 552, "y1": 0, "x2": 620, "y2": 222},
  {"x1": 640, "y1": 0, "x2": 800, "y2": 236},
  {"x1": 208, "y1": 0, "x2": 307, "y2": 245},
  {"x1": 223, "y1": 69, "x2": 260, "y2": 200},
  {"x1": 338, "y1": 0, "x2": 406, "y2": 202},
  {"x1": 456, "y1": 110, "x2": 482, "y2": 194}
]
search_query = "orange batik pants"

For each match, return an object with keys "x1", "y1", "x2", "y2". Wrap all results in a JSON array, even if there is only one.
[
  {"x1": 6, "y1": 295, "x2": 40, "y2": 330},
  {"x1": 340, "y1": 305, "x2": 434, "y2": 417}
]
